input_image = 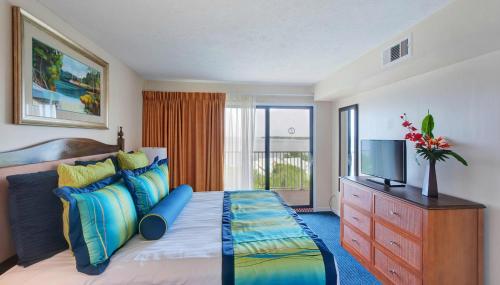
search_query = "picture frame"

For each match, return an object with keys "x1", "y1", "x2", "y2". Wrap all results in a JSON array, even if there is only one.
[{"x1": 12, "y1": 6, "x2": 109, "y2": 129}]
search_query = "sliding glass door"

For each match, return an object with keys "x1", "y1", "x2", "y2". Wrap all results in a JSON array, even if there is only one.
[{"x1": 254, "y1": 106, "x2": 313, "y2": 207}]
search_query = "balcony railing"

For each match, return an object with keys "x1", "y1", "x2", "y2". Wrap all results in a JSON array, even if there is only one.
[{"x1": 253, "y1": 151, "x2": 311, "y2": 191}]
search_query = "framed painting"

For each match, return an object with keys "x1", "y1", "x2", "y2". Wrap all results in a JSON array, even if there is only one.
[{"x1": 12, "y1": 7, "x2": 109, "y2": 129}]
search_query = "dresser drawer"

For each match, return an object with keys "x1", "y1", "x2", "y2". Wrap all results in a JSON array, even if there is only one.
[
  {"x1": 375, "y1": 222, "x2": 422, "y2": 271},
  {"x1": 374, "y1": 248, "x2": 421, "y2": 285},
  {"x1": 342, "y1": 181, "x2": 372, "y2": 211},
  {"x1": 343, "y1": 203, "x2": 371, "y2": 236},
  {"x1": 374, "y1": 194, "x2": 422, "y2": 238},
  {"x1": 343, "y1": 224, "x2": 371, "y2": 262}
]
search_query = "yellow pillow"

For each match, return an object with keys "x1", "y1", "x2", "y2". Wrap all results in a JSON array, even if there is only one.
[
  {"x1": 57, "y1": 158, "x2": 116, "y2": 251},
  {"x1": 57, "y1": 158, "x2": 116, "y2": 188},
  {"x1": 117, "y1": 150, "x2": 149, "y2": 170}
]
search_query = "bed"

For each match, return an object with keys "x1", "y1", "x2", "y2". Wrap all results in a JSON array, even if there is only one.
[{"x1": 0, "y1": 138, "x2": 338, "y2": 285}]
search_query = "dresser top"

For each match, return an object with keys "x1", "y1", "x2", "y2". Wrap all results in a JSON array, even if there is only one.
[{"x1": 342, "y1": 176, "x2": 485, "y2": 210}]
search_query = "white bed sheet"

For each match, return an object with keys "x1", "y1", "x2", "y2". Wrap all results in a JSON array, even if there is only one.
[{"x1": 0, "y1": 192, "x2": 224, "y2": 285}]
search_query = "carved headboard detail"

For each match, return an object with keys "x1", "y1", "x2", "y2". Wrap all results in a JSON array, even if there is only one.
[{"x1": 0, "y1": 138, "x2": 121, "y2": 168}]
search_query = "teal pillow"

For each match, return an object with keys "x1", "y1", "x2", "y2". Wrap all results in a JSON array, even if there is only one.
[
  {"x1": 122, "y1": 159, "x2": 169, "y2": 218},
  {"x1": 53, "y1": 175, "x2": 138, "y2": 275}
]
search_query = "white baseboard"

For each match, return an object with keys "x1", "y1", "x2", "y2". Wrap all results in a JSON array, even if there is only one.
[
  {"x1": 314, "y1": 207, "x2": 333, "y2": 212},
  {"x1": 313, "y1": 207, "x2": 340, "y2": 216}
]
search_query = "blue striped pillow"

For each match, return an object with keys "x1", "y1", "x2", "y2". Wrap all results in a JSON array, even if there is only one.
[
  {"x1": 53, "y1": 175, "x2": 138, "y2": 275},
  {"x1": 122, "y1": 160, "x2": 169, "y2": 218}
]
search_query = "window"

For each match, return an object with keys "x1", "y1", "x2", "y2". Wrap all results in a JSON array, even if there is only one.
[
  {"x1": 339, "y1": 104, "x2": 359, "y2": 181},
  {"x1": 224, "y1": 95, "x2": 255, "y2": 190},
  {"x1": 254, "y1": 106, "x2": 313, "y2": 207}
]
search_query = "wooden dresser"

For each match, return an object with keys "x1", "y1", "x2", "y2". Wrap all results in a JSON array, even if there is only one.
[{"x1": 340, "y1": 176, "x2": 485, "y2": 285}]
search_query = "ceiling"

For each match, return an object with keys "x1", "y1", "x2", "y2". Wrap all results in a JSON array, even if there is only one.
[{"x1": 37, "y1": 0, "x2": 452, "y2": 85}]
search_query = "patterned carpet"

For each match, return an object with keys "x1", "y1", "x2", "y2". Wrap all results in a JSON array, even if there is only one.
[
  {"x1": 300, "y1": 212, "x2": 381, "y2": 285},
  {"x1": 294, "y1": 207, "x2": 314, "y2": 213}
]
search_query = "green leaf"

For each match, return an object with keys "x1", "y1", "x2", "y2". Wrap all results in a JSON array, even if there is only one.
[
  {"x1": 448, "y1": 151, "x2": 468, "y2": 166},
  {"x1": 421, "y1": 112, "x2": 434, "y2": 138}
]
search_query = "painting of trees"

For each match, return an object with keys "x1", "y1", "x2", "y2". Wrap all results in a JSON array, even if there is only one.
[
  {"x1": 81, "y1": 70, "x2": 101, "y2": 92},
  {"x1": 32, "y1": 38, "x2": 63, "y2": 91}
]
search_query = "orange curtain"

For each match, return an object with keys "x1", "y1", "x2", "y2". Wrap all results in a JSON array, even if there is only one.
[{"x1": 142, "y1": 91, "x2": 225, "y2": 192}]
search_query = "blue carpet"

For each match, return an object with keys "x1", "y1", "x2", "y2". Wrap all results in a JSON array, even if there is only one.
[{"x1": 300, "y1": 212, "x2": 380, "y2": 285}]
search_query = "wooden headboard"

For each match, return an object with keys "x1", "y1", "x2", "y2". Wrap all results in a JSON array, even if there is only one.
[{"x1": 0, "y1": 138, "x2": 122, "y2": 271}]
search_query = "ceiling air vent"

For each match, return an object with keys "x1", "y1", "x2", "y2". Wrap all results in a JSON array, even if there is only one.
[{"x1": 383, "y1": 36, "x2": 411, "y2": 66}]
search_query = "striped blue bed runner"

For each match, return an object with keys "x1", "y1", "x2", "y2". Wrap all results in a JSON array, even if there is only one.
[{"x1": 222, "y1": 191, "x2": 337, "y2": 285}]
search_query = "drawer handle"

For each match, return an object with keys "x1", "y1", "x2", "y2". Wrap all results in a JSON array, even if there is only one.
[
  {"x1": 389, "y1": 269, "x2": 399, "y2": 277},
  {"x1": 390, "y1": 211, "x2": 400, "y2": 217},
  {"x1": 352, "y1": 216, "x2": 359, "y2": 221},
  {"x1": 351, "y1": 194, "x2": 360, "y2": 198},
  {"x1": 389, "y1": 240, "x2": 400, "y2": 247},
  {"x1": 351, "y1": 238, "x2": 359, "y2": 245}
]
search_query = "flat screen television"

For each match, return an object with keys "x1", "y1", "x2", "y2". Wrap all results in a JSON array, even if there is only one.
[{"x1": 360, "y1": 139, "x2": 406, "y2": 186}]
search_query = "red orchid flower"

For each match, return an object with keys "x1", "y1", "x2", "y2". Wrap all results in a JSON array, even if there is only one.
[{"x1": 400, "y1": 112, "x2": 467, "y2": 165}]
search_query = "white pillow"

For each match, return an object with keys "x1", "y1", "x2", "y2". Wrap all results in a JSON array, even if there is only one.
[{"x1": 139, "y1": 147, "x2": 167, "y2": 163}]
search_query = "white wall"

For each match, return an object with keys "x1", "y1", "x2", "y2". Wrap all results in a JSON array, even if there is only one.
[
  {"x1": 313, "y1": 101, "x2": 333, "y2": 211},
  {"x1": 0, "y1": 0, "x2": 144, "y2": 152},
  {"x1": 145, "y1": 79, "x2": 313, "y2": 97},
  {"x1": 315, "y1": 0, "x2": 500, "y2": 100}
]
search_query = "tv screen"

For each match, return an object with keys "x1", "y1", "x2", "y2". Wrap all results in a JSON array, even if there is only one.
[{"x1": 360, "y1": 140, "x2": 406, "y2": 183}]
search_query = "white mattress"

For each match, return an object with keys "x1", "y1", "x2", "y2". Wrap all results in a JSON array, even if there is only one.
[{"x1": 0, "y1": 192, "x2": 224, "y2": 285}]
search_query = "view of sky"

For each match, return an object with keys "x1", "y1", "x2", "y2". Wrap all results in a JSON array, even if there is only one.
[
  {"x1": 225, "y1": 108, "x2": 311, "y2": 152},
  {"x1": 255, "y1": 108, "x2": 310, "y2": 138},
  {"x1": 255, "y1": 108, "x2": 310, "y2": 152},
  {"x1": 62, "y1": 55, "x2": 93, "y2": 78}
]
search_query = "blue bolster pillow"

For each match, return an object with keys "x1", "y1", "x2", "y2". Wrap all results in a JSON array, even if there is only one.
[{"x1": 139, "y1": 184, "x2": 193, "y2": 240}]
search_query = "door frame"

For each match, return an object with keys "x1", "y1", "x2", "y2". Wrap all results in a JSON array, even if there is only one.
[
  {"x1": 338, "y1": 104, "x2": 359, "y2": 191},
  {"x1": 256, "y1": 105, "x2": 314, "y2": 208}
]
